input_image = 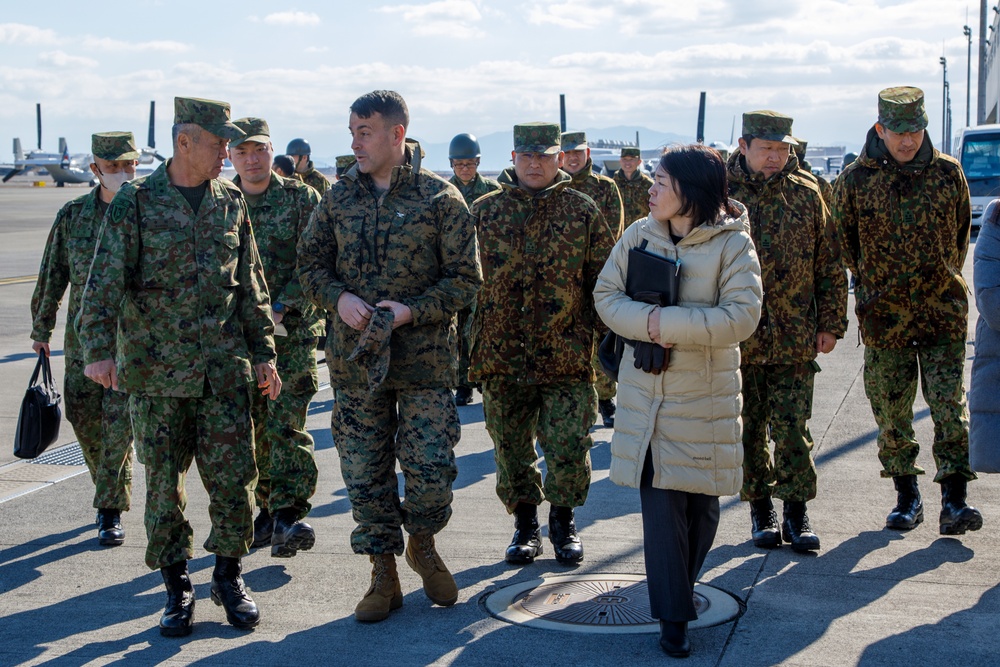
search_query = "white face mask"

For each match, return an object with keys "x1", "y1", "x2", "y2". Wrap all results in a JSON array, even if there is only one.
[{"x1": 97, "y1": 168, "x2": 133, "y2": 194}]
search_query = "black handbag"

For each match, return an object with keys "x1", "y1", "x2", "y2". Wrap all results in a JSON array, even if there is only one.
[
  {"x1": 598, "y1": 239, "x2": 681, "y2": 380},
  {"x1": 14, "y1": 350, "x2": 63, "y2": 459}
]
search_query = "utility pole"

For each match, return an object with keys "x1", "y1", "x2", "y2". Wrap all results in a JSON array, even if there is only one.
[
  {"x1": 941, "y1": 56, "x2": 949, "y2": 149},
  {"x1": 978, "y1": 0, "x2": 987, "y2": 124},
  {"x1": 965, "y1": 24, "x2": 973, "y2": 127}
]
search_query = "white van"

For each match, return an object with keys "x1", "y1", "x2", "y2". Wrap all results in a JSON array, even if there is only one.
[{"x1": 954, "y1": 124, "x2": 1000, "y2": 227}]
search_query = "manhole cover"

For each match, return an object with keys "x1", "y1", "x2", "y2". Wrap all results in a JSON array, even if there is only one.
[{"x1": 484, "y1": 574, "x2": 740, "y2": 634}]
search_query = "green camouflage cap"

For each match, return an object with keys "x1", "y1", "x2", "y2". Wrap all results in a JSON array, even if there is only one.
[
  {"x1": 561, "y1": 131, "x2": 588, "y2": 150},
  {"x1": 335, "y1": 154, "x2": 356, "y2": 177},
  {"x1": 91, "y1": 132, "x2": 139, "y2": 161},
  {"x1": 877, "y1": 86, "x2": 928, "y2": 133},
  {"x1": 742, "y1": 110, "x2": 798, "y2": 145},
  {"x1": 173, "y1": 96, "x2": 245, "y2": 142},
  {"x1": 231, "y1": 117, "x2": 270, "y2": 147},
  {"x1": 621, "y1": 147, "x2": 641, "y2": 158},
  {"x1": 513, "y1": 122, "x2": 562, "y2": 154}
]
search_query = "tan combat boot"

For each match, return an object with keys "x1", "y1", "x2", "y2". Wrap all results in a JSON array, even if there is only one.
[
  {"x1": 405, "y1": 533, "x2": 458, "y2": 607},
  {"x1": 355, "y1": 554, "x2": 403, "y2": 622}
]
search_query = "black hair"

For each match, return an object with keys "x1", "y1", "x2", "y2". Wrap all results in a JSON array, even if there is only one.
[
  {"x1": 272, "y1": 154, "x2": 295, "y2": 176},
  {"x1": 350, "y1": 90, "x2": 409, "y2": 130},
  {"x1": 658, "y1": 143, "x2": 739, "y2": 224}
]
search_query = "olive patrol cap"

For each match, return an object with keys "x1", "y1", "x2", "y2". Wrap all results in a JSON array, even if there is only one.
[
  {"x1": 173, "y1": 96, "x2": 245, "y2": 141},
  {"x1": 91, "y1": 132, "x2": 139, "y2": 161}
]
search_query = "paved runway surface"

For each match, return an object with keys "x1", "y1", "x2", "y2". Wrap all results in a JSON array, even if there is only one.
[{"x1": 0, "y1": 184, "x2": 998, "y2": 666}]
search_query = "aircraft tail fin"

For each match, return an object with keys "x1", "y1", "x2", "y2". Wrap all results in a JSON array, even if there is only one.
[{"x1": 13, "y1": 138, "x2": 23, "y2": 160}]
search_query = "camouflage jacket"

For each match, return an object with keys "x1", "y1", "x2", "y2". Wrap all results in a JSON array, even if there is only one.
[
  {"x1": 449, "y1": 172, "x2": 501, "y2": 207},
  {"x1": 832, "y1": 127, "x2": 971, "y2": 348},
  {"x1": 728, "y1": 151, "x2": 848, "y2": 364},
  {"x1": 236, "y1": 172, "x2": 323, "y2": 393},
  {"x1": 568, "y1": 159, "x2": 625, "y2": 240},
  {"x1": 798, "y1": 166, "x2": 834, "y2": 210},
  {"x1": 76, "y1": 160, "x2": 276, "y2": 397},
  {"x1": 31, "y1": 186, "x2": 106, "y2": 360},
  {"x1": 297, "y1": 140, "x2": 482, "y2": 390},
  {"x1": 614, "y1": 168, "x2": 654, "y2": 229},
  {"x1": 301, "y1": 164, "x2": 330, "y2": 195},
  {"x1": 470, "y1": 167, "x2": 615, "y2": 384}
]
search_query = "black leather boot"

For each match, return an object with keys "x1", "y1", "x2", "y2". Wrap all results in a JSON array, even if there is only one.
[
  {"x1": 159, "y1": 560, "x2": 195, "y2": 637},
  {"x1": 549, "y1": 506, "x2": 584, "y2": 564},
  {"x1": 782, "y1": 501, "x2": 820, "y2": 553},
  {"x1": 939, "y1": 474, "x2": 984, "y2": 535},
  {"x1": 749, "y1": 498, "x2": 781, "y2": 548},
  {"x1": 271, "y1": 508, "x2": 316, "y2": 558},
  {"x1": 250, "y1": 507, "x2": 273, "y2": 549},
  {"x1": 886, "y1": 474, "x2": 923, "y2": 530},
  {"x1": 598, "y1": 399, "x2": 616, "y2": 428},
  {"x1": 659, "y1": 620, "x2": 691, "y2": 658},
  {"x1": 210, "y1": 556, "x2": 260, "y2": 629},
  {"x1": 454, "y1": 385, "x2": 474, "y2": 406},
  {"x1": 96, "y1": 509, "x2": 125, "y2": 547},
  {"x1": 505, "y1": 503, "x2": 542, "y2": 565}
]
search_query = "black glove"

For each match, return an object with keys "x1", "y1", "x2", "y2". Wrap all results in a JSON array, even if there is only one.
[{"x1": 633, "y1": 342, "x2": 670, "y2": 375}]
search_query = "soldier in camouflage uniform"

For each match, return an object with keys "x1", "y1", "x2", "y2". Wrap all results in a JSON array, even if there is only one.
[
  {"x1": 832, "y1": 86, "x2": 983, "y2": 536},
  {"x1": 471, "y1": 122, "x2": 615, "y2": 566},
  {"x1": 728, "y1": 111, "x2": 848, "y2": 553},
  {"x1": 286, "y1": 137, "x2": 330, "y2": 195},
  {"x1": 561, "y1": 131, "x2": 625, "y2": 428},
  {"x1": 297, "y1": 90, "x2": 481, "y2": 623},
  {"x1": 77, "y1": 97, "x2": 281, "y2": 637},
  {"x1": 30, "y1": 132, "x2": 138, "y2": 548},
  {"x1": 614, "y1": 146, "x2": 654, "y2": 229},
  {"x1": 336, "y1": 154, "x2": 357, "y2": 180},
  {"x1": 228, "y1": 117, "x2": 323, "y2": 559},
  {"x1": 792, "y1": 138, "x2": 834, "y2": 206},
  {"x1": 447, "y1": 133, "x2": 501, "y2": 407}
]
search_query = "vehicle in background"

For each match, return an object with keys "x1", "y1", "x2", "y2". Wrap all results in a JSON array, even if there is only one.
[{"x1": 955, "y1": 124, "x2": 1000, "y2": 227}]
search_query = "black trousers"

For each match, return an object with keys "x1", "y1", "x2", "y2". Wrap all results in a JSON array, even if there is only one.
[{"x1": 640, "y1": 448, "x2": 720, "y2": 622}]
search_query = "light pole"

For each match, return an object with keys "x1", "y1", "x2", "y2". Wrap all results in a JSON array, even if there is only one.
[
  {"x1": 965, "y1": 24, "x2": 973, "y2": 127},
  {"x1": 941, "y1": 56, "x2": 948, "y2": 149}
]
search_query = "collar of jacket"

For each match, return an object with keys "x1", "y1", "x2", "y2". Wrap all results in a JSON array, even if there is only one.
[
  {"x1": 858, "y1": 125, "x2": 936, "y2": 175},
  {"x1": 727, "y1": 149, "x2": 800, "y2": 187},
  {"x1": 568, "y1": 158, "x2": 595, "y2": 185},
  {"x1": 617, "y1": 168, "x2": 645, "y2": 183},
  {"x1": 640, "y1": 199, "x2": 750, "y2": 246},
  {"x1": 139, "y1": 159, "x2": 242, "y2": 214},
  {"x1": 232, "y1": 171, "x2": 289, "y2": 207},
  {"x1": 497, "y1": 166, "x2": 572, "y2": 200},
  {"x1": 342, "y1": 138, "x2": 424, "y2": 193},
  {"x1": 79, "y1": 184, "x2": 103, "y2": 218}
]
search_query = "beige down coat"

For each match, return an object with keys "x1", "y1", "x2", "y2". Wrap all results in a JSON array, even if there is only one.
[{"x1": 593, "y1": 205, "x2": 762, "y2": 496}]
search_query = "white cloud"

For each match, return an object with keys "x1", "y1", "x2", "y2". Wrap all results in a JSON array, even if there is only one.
[
  {"x1": 379, "y1": 0, "x2": 485, "y2": 38},
  {"x1": 81, "y1": 37, "x2": 192, "y2": 53},
  {"x1": 259, "y1": 11, "x2": 321, "y2": 26},
  {"x1": 0, "y1": 23, "x2": 58, "y2": 45},
  {"x1": 38, "y1": 50, "x2": 98, "y2": 69}
]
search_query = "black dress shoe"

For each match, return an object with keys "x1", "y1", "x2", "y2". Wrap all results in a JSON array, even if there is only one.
[
  {"x1": 96, "y1": 509, "x2": 125, "y2": 547},
  {"x1": 271, "y1": 509, "x2": 316, "y2": 558},
  {"x1": 159, "y1": 561, "x2": 195, "y2": 637},
  {"x1": 210, "y1": 556, "x2": 260, "y2": 630},
  {"x1": 659, "y1": 620, "x2": 691, "y2": 658},
  {"x1": 505, "y1": 503, "x2": 543, "y2": 565},
  {"x1": 549, "y1": 506, "x2": 584, "y2": 564},
  {"x1": 251, "y1": 508, "x2": 273, "y2": 549}
]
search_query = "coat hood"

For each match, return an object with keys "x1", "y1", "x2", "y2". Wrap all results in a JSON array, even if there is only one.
[{"x1": 496, "y1": 166, "x2": 573, "y2": 200}]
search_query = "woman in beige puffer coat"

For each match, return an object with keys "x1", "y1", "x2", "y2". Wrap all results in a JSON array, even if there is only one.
[{"x1": 594, "y1": 144, "x2": 761, "y2": 658}]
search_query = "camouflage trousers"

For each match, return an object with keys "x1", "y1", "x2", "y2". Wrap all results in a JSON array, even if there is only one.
[
  {"x1": 64, "y1": 358, "x2": 133, "y2": 510},
  {"x1": 863, "y1": 342, "x2": 975, "y2": 482},
  {"x1": 130, "y1": 386, "x2": 256, "y2": 570},
  {"x1": 740, "y1": 362, "x2": 818, "y2": 502},
  {"x1": 333, "y1": 386, "x2": 460, "y2": 555},
  {"x1": 251, "y1": 389, "x2": 318, "y2": 520},
  {"x1": 482, "y1": 378, "x2": 595, "y2": 512},
  {"x1": 591, "y1": 346, "x2": 617, "y2": 401}
]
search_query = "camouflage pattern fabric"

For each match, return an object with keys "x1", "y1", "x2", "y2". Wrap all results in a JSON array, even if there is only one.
[
  {"x1": 77, "y1": 160, "x2": 277, "y2": 396},
  {"x1": 877, "y1": 86, "x2": 929, "y2": 133},
  {"x1": 91, "y1": 132, "x2": 139, "y2": 161},
  {"x1": 591, "y1": 345, "x2": 616, "y2": 401},
  {"x1": 832, "y1": 127, "x2": 970, "y2": 348},
  {"x1": 173, "y1": 96, "x2": 245, "y2": 141},
  {"x1": 864, "y1": 342, "x2": 976, "y2": 482},
  {"x1": 568, "y1": 158, "x2": 625, "y2": 240},
  {"x1": 30, "y1": 187, "x2": 133, "y2": 510},
  {"x1": 514, "y1": 122, "x2": 561, "y2": 153},
  {"x1": 347, "y1": 307, "x2": 395, "y2": 392},
  {"x1": 131, "y1": 387, "x2": 257, "y2": 570},
  {"x1": 614, "y1": 167, "x2": 654, "y2": 228},
  {"x1": 742, "y1": 110, "x2": 797, "y2": 144},
  {"x1": 469, "y1": 167, "x2": 614, "y2": 385},
  {"x1": 727, "y1": 150, "x2": 848, "y2": 364},
  {"x1": 298, "y1": 139, "x2": 482, "y2": 390},
  {"x1": 64, "y1": 359, "x2": 133, "y2": 510},
  {"x1": 333, "y1": 386, "x2": 460, "y2": 554},
  {"x1": 482, "y1": 378, "x2": 596, "y2": 511},
  {"x1": 252, "y1": 388, "x2": 316, "y2": 518},
  {"x1": 740, "y1": 362, "x2": 818, "y2": 502},
  {"x1": 301, "y1": 165, "x2": 331, "y2": 195},
  {"x1": 449, "y1": 172, "x2": 502, "y2": 207}
]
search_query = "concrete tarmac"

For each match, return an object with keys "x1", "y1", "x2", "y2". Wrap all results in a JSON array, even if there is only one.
[{"x1": 0, "y1": 185, "x2": 998, "y2": 666}]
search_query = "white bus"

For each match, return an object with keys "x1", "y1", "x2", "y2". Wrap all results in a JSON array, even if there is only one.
[{"x1": 955, "y1": 124, "x2": 1000, "y2": 228}]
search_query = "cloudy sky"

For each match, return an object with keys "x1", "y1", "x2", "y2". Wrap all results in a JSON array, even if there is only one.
[{"x1": 0, "y1": 0, "x2": 985, "y2": 168}]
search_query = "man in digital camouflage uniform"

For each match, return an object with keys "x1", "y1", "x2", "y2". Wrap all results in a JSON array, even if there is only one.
[
  {"x1": 614, "y1": 146, "x2": 653, "y2": 228},
  {"x1": 298, "y1": 90, "x2": 481, "y2": 623},
  {"x1": 561, "y1": 130, "x2": 624, "y2": 428},
  {"x1": 448, "y1": 132, "x2": 501, "y2": 407},
  {"x1": 832, "y1": 86, "x2": 983, "y2": 536},
  {"x1": 728, "y1": 111, "x2": 847, "y2": 553},
  {"x1": 286, "y1": 137, "x2": 330, "y2": 195},
  {"x1": 229, "y1": 117, "x2": 322, "y2": 559},
  {"x1": 471, "y1": 122, "x2": 614, "y2": 566},
  {"x1": 31, "y1": 131, "x2": 138, "y2": 547},
  {"x1": 78, "y1": 97, "x2": 281, "y2": 637}
]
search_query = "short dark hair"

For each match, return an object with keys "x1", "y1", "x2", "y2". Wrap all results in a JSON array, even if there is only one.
[
  {"x1": 272, "y1": 154, "x2": 295, "y2": 177},
  {"x1": 658, "y1": 144, "x2": 739, "y2": 224},
  {"x1": 350, "y1": 90, "x2": 409, "y2": 130},
  {"x1": 741, "y1": 134, "x2": 756, "y2": 147}
]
